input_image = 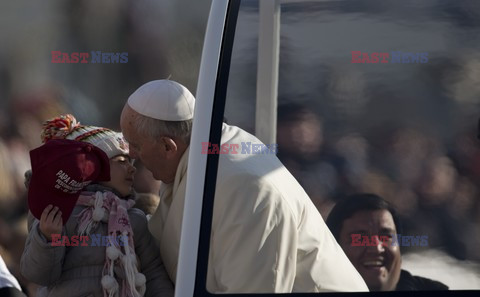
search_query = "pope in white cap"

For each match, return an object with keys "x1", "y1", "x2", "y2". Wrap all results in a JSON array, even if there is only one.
[
  {"x1": 120, "y1": 80, "x2": 369, "y2": 293},
  {"x1": 121, "y1": 80, "x2": 194, "y2": 184}
]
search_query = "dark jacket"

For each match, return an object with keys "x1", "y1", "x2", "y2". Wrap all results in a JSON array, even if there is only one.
[{"x1": 396, "y1": 269, "x2": 449, "y2": 291}]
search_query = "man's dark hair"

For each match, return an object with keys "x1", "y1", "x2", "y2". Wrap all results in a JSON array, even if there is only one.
[{"x1": 325, "y1": 193, "x2": 402, "y2": 241}]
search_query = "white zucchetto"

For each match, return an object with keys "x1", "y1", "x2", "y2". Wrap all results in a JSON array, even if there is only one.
[{"x1": 127, "y1": 80, "x2": 195, "y2": 121}]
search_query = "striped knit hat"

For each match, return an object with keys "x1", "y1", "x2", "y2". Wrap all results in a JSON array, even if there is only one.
[{"x1": 41, "y1": 114, "x2": 129, "y2": 159}]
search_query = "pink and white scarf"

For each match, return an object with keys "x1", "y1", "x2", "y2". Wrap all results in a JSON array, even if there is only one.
[{"x1": 76, "y1": 190, "x2": 146, "y2": 297}]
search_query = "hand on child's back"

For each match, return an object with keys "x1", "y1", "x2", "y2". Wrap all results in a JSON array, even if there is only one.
[{"x1": 39, "y1": 205, "x2": 63, "y2": 241}]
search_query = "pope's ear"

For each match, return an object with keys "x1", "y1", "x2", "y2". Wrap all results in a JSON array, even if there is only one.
[{"x1": 161, "y1": 137, "x2": 178, "y2": 158}]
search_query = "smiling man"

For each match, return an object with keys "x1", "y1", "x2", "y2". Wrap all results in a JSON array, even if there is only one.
[{"x1": 326, "y1": 193, "x2": 448, "y2": 291}]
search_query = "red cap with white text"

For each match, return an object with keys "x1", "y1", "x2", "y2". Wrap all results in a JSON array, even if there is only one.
[{"x1": 28, "y1": 139, "x2": 110, "y2": 223}]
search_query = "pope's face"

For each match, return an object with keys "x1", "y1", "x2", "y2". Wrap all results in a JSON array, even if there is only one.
[
  {"x1": 120, "y1": 105, "x2": 177, "y2": 183},
  {"x1": 338, "y1": 209, "x2": 402, "y2": 291}
]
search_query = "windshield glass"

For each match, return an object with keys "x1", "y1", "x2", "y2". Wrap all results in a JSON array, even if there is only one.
[{"x1": 209, "y1": 0, "x2": 480, "y2": 292}]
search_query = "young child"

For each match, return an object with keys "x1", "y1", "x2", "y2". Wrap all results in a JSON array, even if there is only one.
[{"x1": 20, "y1": 114, "x2": 174, "y2": 297}]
